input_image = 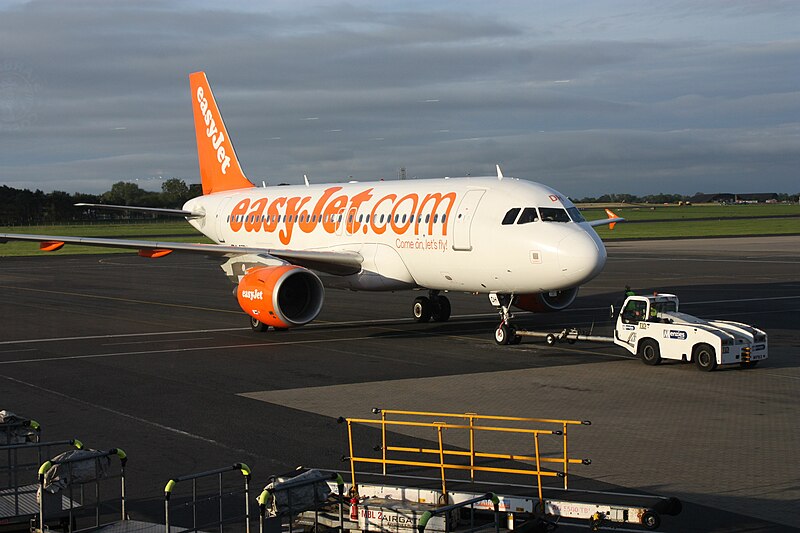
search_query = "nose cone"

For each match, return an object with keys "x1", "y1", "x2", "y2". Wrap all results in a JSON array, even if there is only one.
[{"x1": 557, "y1": 229, "x2": 607, "y2": 285}]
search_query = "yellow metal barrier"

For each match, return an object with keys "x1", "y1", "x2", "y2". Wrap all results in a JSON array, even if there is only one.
[{"x1": 342, "y1": 409, "x2": 591, "y2": 510}]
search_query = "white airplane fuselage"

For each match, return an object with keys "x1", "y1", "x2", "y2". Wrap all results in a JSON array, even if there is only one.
[{"x1": 184, "y1": 176, "x2": 607, "y2": 295}]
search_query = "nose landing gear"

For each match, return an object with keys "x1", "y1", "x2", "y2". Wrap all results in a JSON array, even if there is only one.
[
  {"x1": 412, "y1": 290, "x2": 452, "y2": 323},
  {"x1": 490, "y1": 292, "x2": 521, "y2": 345}
]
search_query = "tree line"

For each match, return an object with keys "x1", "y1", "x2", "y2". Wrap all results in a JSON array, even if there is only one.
[
  {"x1": 1, "y1": 180, "x2": 797, "y2": 226},
  {"x1": 574, "y1": 192, "x2": 799, "y2": 204},
  {"x1": 0, "y1": 179, "x2": 202, "y2": 226}
]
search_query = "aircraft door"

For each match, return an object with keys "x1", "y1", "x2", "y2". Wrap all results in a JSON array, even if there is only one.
[
  {"x1": 452, "y1": 189, "x2": 486, "y2": 251},
  {"x1": 335, "y1": 209, "x2": 346, "y2": 236},
  {"x1": 345, "y1": 207, "x2": 358, "y2": 236},
  {"x1": 215, "y1": 197, "x2": 233, "y2": 243}
]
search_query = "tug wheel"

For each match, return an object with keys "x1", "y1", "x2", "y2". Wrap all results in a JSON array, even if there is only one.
[
  {"x1": 639, "y1": 339, "x2": 661, "y2": 366},
  {"x1": 694, "y1": 343, "x2": 717, "y2": 372},
  {"x1": 545, "y1": 334, "x2": 557, "y2": 346}
]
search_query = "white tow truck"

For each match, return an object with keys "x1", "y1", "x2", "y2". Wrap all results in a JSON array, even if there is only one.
[
  {"x1": 613, "y1": 293, "x2": 768, "y2": 371},
  {"x1": 509, "y1": 293, "x2": 768, "y2": 371}
]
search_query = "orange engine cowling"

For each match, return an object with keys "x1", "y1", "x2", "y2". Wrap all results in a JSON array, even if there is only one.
[
  {"x1": 236, "y1": 265, "x2": 325, "y2": 328},
  {"x1": 514, "y1": 287, "x2": 579, "y2": 313}
]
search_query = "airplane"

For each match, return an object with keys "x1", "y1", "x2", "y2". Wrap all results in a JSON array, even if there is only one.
[{"x1": 0, "y1": 72, "x2": 623, "y2": 345}]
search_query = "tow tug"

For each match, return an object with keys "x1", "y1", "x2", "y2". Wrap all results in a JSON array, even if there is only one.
[{"x1": 497, "y1": 293, "x2": 768, "y2": 371}]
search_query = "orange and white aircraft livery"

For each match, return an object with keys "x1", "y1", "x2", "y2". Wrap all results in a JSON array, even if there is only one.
[{"x1": 0, "y1": 72, "x2": 623, "y2": 344}]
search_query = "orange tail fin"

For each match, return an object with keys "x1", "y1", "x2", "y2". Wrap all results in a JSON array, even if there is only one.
[{"x1": 189, "y1": 72, "x2": 254, "y2": 195}]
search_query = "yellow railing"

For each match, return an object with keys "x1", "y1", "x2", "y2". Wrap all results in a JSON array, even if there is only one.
[{"x1": 342, "y1": 409, "x2": 591, "y2": 508}]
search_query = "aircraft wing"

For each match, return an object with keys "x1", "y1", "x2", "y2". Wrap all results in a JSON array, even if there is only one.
[{"x1": 0, "y1": 233, "x2": 363, "y2": 276}]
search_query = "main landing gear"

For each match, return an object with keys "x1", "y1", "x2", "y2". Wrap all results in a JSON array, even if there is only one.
[
  {"x1": 490, "y1": 292, "x2": 521, "y2": 345},
  {"x1": 412, "y1": 290, "x2": 451, "y2": 323},
  {"x1": 249, "y1": 316, "x2": 288, "y2": 333}
]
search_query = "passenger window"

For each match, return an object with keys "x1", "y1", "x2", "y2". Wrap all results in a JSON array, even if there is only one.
[
  {"x1": 502, "y1": 208, "x2": 520, "y2": 225},
  {"x1": 442, "y1": 214, "x2": 447, "y2": 223},
  {"x1": 540, "y1": 208, "x2": 570, "y2": 222},
  {"x1": 517, "y1": 208, "x2": 539, "y2": 224}
]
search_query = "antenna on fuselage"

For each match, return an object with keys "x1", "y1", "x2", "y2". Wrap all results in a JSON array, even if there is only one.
[
  {"x1": 261, "y1": 180, "x2": 267, "y2": 187},
  {"x1": 303, "y1": 174, "x2": 310, "y2": 187},
  {"x1": 496, "y1": 164, "x2": 504, "y2": 180}
]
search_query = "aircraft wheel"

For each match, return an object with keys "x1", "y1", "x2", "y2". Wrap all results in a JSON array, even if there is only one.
[
  {"x1": 694, "y1": 343, "x2": 717, "y2": 372},
  {"x1": 638, "y1": 339, "x2": 661, "y2": 366},
  {"x1": 250, "y1": 316, "x2": 269, "y2": 332},
  {"x1": 413, "y1": 296, "x2": 432, "y2": 323},
  {"x1": 494, "y1": 324, "x2": 512, "y2": 345},
  {"x1": 431, "y1": 296, "x2": 451, "y2": 322},
  {"x1": 641, "y1": 510, "x2": 660, "y2": 530}
]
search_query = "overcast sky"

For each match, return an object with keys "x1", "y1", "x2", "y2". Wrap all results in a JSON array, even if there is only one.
[{"x1": 0, "y1": 0, "x2": 798, "y2": 197}]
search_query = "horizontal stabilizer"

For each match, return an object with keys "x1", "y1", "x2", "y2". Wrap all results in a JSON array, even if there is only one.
[{"x1": 74, "y1": 203, "x2": 203, "y2": 218}]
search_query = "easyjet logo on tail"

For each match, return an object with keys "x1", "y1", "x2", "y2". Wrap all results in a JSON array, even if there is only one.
[
  {"x1": 189, "y1": 72, "x2": 253, "y2": 195},
  {"x1": 196, "y1": 86, "x2": 231, "y2": 175}
]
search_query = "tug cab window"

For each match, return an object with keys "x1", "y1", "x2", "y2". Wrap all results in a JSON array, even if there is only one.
[
  {"x1": 652, "y1": 300, "x2": 677, "y2": 314},
  {"x1": 622, "y1": 300, "x2": 647, "y2": 324},
  {"x1": 517, "y1": 207, "x2": 539, "y2": 224},
  {"x1": 502, "y1": 208, "x2": 520, "y2": 225},
  {"x1": 539, "y1": 207, "x2": 570, "y2": 222}
]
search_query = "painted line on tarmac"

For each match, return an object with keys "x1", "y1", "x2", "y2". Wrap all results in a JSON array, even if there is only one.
[
  {"x1": 0, "y1": 284, "x2": 242, "y2": 314},
  {"x1": 0, "y1": 327, "x2": 250, "y2": 346},
  {"x1": 101, "y1": 336, "x2": 214, "y2": 346},
  {"x1": 2, "y1": 294, "x2": 798, "y2": 347},
  {"x1": 609, "y1": 256, "x2": 800, "y2": 264},
  {"x1": 0, "y1": 374, "x2": 263, "y2": 459},
  {"x1": 0, "y1": 333, "x2": 426, "y2": 365}
]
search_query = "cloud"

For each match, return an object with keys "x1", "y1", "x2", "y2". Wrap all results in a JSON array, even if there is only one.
[{"x1": 0, "y1": 0, "x2": 798, "y2": 195}]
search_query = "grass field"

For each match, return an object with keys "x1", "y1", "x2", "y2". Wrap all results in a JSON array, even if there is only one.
[
  {"x1": 1, "y1": 203, "x2": 799, "y2": 256},
  {"x1": 583, "y1": 203, "x2": 800, "y2": 240}
]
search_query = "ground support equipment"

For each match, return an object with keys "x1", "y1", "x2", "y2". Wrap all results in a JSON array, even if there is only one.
[
  {"x1": 327, "y1": 408, "x2": 680, "y2": 531},
  {"x1": 1, "y1": 438, "x2": 84, "y2": 532}
]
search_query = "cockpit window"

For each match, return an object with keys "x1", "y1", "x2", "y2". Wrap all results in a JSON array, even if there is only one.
[
  {"x1": 540, "y1": 207, "x2": 571, "y2": 222},
  {"x1": 517, "y1": 207, "x2": 539, "y2": 224},
  {"x1": 566, "y1": 207, "x2": 586, "y2": 223},
  {"x1": 501, "y1": 208, "x2": 520, "y2": 225}
]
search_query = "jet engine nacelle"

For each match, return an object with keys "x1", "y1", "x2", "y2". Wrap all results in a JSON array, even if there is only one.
[
  {"x1": 236, "y1": 265, "x2": 325, "y2": 328},
  {"x1": 514, "y1": 287, "x2": 579, "y2": 313}
]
